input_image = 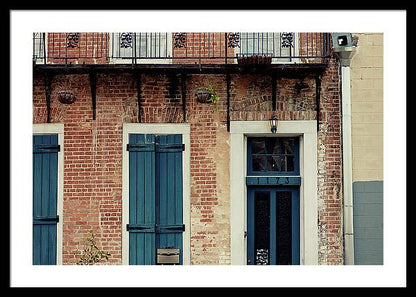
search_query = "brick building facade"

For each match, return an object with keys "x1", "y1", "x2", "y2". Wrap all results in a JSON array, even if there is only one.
[{"x1": 32, "y1": 32, "x2": 347, "y2": 265}]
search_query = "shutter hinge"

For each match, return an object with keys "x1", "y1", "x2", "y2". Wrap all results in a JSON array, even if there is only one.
[
  {"x1": 126, "y1": 143, "x2": 155, "y2": 152},
  {"x1": 33, "y1": 144, "x2": 60, "y2": 153}
]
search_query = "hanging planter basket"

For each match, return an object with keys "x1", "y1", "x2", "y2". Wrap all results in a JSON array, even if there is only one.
[
  {"x1": 195, "y1": 88, "x2": 213, "y2": 103},
  {"x1": 57, "y1": 90, "x2": 77, "y2": 104}
]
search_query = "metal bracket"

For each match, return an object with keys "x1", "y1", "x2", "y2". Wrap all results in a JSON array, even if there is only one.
[
  {"x1": 33, "y1": 215, "x2": 59, "y2": 224},
  {"x1": 156, "y1": 224, "x2": 185, "y2": 232},
  {"x1": 135, "y1": 72, "x2": 142, "y2": 123},
  {"x1": 126, "y1": 224, "x2": 155, "y2": 232},
  {"x1": 126, "y1": 143, "x2": 185, "y2": 152},
  {"x1": 33, "y1": 144, "x2": 61, "y2": 153},
  {"x1": 89, "y1": 71, "x2": 97, "y2": 120},
  {"x1": 34, "y1": 215, "x2": 59, "y2": 222},
  {"x1": 44, "y1": 72, "x2": 53, "y2": 123}
]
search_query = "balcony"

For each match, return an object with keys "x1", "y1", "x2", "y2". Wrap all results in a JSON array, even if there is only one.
[
  {"x1": 33, "y1": 32, "x2": 332, "y2": 126},
  {"x1": 33, "y1": 32, "x2": 332, "y2": 71}
]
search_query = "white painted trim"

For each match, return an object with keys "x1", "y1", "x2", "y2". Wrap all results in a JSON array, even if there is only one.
[
  {"x1": 32, "y1": 123, "x2": 64, "y2": 265},
  {"x1": 230, "y1": 120, "x2": 318, "y2": 265},
  {"x1": 122, "y1": 123, "x2": 191, "y2": 265}
]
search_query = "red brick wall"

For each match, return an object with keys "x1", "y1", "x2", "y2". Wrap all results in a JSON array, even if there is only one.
[
  {"x1": 173, "y1": 33, "x2": 233, "y2": 64},
  {"x1": 317, "y1": 58, "x2": 344, "y2": 265},
  {"x1": 33, "y1": 54, "x2": 343, "y2": 265}
]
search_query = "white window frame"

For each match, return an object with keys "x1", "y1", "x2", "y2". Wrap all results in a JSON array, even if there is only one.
[
  {"x1": 229, "y1": 120, "x2": 318, "y2": 265},
  {"x1": 33, "y1": 32, "x2": 47, "y2": 65},
  {"x1": 109, "y1": 32, "x2": 173, "y2": 65},
  {"x1": 121, "y1": 123, "x2": 191, "y2": 265},
  {"x1": 32, "y1": 123, "x2": 64, "y2": 265}
]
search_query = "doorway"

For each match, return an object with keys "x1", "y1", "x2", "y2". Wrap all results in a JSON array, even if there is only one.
[{"x1": 247, "y1": 186, "x2": 300, "y2": 265}]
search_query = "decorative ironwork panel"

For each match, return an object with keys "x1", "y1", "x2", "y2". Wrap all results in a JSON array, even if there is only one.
[
  {"x1": 254, "y1": 192, "x2": 270, "y2": 265},
  {"x1": 256, "y1": 248, "x2": 269, "y2": 265},
  {"x1": 66, "y1": 33, "x2": 80, "y2": 48},
  {"x1": 120, "y1": 32, "x2": 133, "y2": 48},
  {"x1": 281, "y1": 32, "x2": 294, "y2": 48},
  {"x1": 227, "y1": 33, "x2": 240, "y2": 48},
  {"x1": 276, "y1": 191, "x2": 292, "y2": 265},
  {"x1": 173, "y1": 33, "x2": 186, "y2": 48}
]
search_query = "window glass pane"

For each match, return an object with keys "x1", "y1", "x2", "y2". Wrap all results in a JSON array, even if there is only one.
[
  {"x1": 251, "y1": 139, "x2": 266, "y2": 154},
  {"x1": 248, "y1": 137, "x2": 297, "y2": 174},
  {"x1": 286, "y1": 156, "x2": 294, "y2": 172},
  {"x1": 252, "y1": 155, "x2": 265, "y2": 171},
  {"x1": 280, "y1": 155, "x2": 286, "y2": 172},
  {"x1": 137, "y1": 33, "x2": 147, "y2": 57},
  {"x1": 266, "y1": 138, "x2": 280, "y2": 154},
  {"x1": 241, "y1": 32, "x2": 275, "y2": 56},
  {"x1": 283, "y1": 139, "x2": 294, "y2": 154},
  {"x1": 266, "y1": 156, "x2": 280, "y2": 171}
]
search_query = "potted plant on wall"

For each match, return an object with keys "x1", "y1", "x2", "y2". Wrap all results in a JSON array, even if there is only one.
[{"x1": 195, "y1": 86, "x2": 220, "y2": 104}]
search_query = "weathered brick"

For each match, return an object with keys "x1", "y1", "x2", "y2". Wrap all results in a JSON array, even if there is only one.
[{"x1": 33, "y1": 35, "x2": 344, "y2": 265}]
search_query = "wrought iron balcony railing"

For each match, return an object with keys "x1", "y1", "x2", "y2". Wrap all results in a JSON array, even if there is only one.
[{"x1": 33, "y1": 32, "x2": 331, "y2": 65}]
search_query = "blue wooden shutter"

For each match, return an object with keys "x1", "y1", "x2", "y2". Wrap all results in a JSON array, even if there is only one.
[
  {"x1": 128, "y1": 134, "x2": 184, "y2": 265},
  {"x1": 155, "y1": 135, "x2": 184, "y2": 264},
  {"x1": 128, "y1": 134, "x2": 156, "y2": 265},
  {"x1": 33, "y1": 134, "x2": 59, "y2": 265}
]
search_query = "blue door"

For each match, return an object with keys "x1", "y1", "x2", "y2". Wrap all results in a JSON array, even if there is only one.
[
  {"x1": 246, "y1": 137, "x2": 300, "y2": 265},
  {"x1": 33, "y1": 134, "x2": 60, "y2": 265},
  {"x1": 127, "y1": 134, "x2": 184, "y2": 265},
  {"x1": 247, "y1": 187, "x2": 300, "y2": 265}
]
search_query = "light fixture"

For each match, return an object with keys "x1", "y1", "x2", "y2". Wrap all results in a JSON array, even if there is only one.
[{"x1": 269, "y1": 114, "x2": 278, "y2": 134}]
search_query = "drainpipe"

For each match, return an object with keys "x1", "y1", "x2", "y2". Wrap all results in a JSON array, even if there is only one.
[{"x1": 332, "y1": 33, "x2": 357, "y2": 265}]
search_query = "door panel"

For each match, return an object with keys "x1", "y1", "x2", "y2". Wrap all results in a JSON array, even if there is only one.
[{"x1": 247, "y1": 187, "x2": 299, "y2": 265}]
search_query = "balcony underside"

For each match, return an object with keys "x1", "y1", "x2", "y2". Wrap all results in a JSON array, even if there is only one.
[{"x1": 33, "y1": 63, "x2": 328, "y2": 77}]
